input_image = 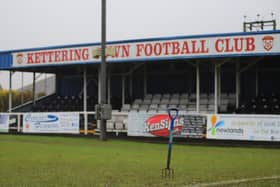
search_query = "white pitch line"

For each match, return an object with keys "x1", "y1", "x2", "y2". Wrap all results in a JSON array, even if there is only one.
[{"x1": 184, "y1": 175, "x2": 280, "y2": 187}]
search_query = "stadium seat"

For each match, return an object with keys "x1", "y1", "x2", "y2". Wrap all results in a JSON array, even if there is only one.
[
  {"x1": 133, "y1": 99, "x2": 142, "y2": 105},
  {"x1": 200, "y1": 98, "x2": 208, "y2": 105},
  {"x1": 178, "y1": 104, "x2": 187, "y2": 111},
  {"x1": 151, "y1": 98, "x2": 161, "y2": 104},
  {"x1": 131, "y1": 104, "x2": 140, "y2": 111},
  {"x1": 169, "y1": 98, "x2": 179, "y2": 105},
  {"x1": 261, "y1": 104, "x2": 270, "y2": 114},
  {"x1": 228, "y1": 93, "x2": 235, "y2": 99},
  {"x1": 158, "y1": 104, "x2": 168, "y2": 111},
  {"x1": 187, "y1": 104, "x2": 196, "y2": 111},
  {"x1": 115, "y1": 121, "x2": 124, "y2": 130},
  {"x1": 189, "y1": 93, "x2": 196, "y2": 99},
  {"x1": 269, "y1": 97, "x2": 279, "y2": 104},
  {"x1": 219, "y1": 104, "x2": 227, "y2": 113},
  {"x1": 200, "y1": 110, "x2": 208, "y2": 114},
  {"x1": 139, "y1": 104, "x2": 149, "y2": 112},
  {"x1": 168, "y1": 104, "x2": 178, "y2": 108},
  {"x1": 208, "y1": 99, "x2": 214, "y2": 105},
  {"x1": 221, "y1": 93, "x2": 227, "y2": 98},
  {"x1": 153, "y1": 94, "x2": 162, "y2": 99},
  {"x1": 160, "y1": 98, "x2": 169, "y2": 105},
  {"x1": 271, "y1": 104, "x2": 280, "y2": 114},
  {"x1": 250, "y1": 104, "x2": 258, "y2": 114},
  {"x1": 220, "y1": 99, "x2": 229, "y2": 105},
  {"x1": 237, "y1": 103, "x2": 246, "y2": 113},
  {"x1": 200, "y1": 104, "x2": 208, "y2": 111},
  {"x1": 144, "y1": 94, "x2": 153, "y2": 100},
  {"x1": 180, "y1": 93, "x2": 188, "y2": 99},
  {"x1": 143, "y1": 99, "x2": 151, "y2": 105},
  {"x1": 206, "y1": 103, "x2": 214, "y2": 110},
  {"x1": 200, "y1": 93, "x2": 208, "y2": 98},
  {"x1": 115, "y1": 116, "x2": 125, "y2": 130},
  {"x1": 123, "y1": 118, "x2": 128, "y2": 130},
  {"x1": 121, "y1": 104, "x2": 131, "y2": 112},
  {"x1": 179, "y1": 99, "x2": 188, "y2": 105},
  {"x1": 149, "y1": 104, "x2": 158, "y2": 111},
  {"x1": 107, "y1": 118, "x2": 115, "y2": 130},
  {"x1": 171, "y1": 93, "x2": 180, "y2": 99},
  {"x1": 162, "y1": 93, "x2": 171, "y2": 99}
]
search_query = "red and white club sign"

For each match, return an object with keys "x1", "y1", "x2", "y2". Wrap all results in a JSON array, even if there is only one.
[{"x1": 13, "y1": 33, "x2": 280, "y2": 67}]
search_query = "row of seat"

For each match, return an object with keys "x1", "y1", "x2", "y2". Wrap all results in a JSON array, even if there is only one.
[
  {"x1": 237, "y1": 103, "x2": 280, "y2": 114},
  {"x1": 237, "y1": 95, "x2": 280, "y2": 114},
  {"x1": 33, "y1": 95, "x2": 97, "y2": 112},
  {"x1": 101, "y1": 115, "x2": 128, "y2": 131},
  {"x1": 128, "y1": 93, "x2": 236, "y2": 113},
  {"x1": 143, "y1": 93, "x2": 236, "y2": 100},
  {"x1": 121, "y1": 103, "x2": 216, "y2": 113}
]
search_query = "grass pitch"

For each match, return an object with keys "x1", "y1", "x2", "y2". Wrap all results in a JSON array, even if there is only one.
[{"x1": 0, "y1": 135, "x2": 279, "y2": 187}]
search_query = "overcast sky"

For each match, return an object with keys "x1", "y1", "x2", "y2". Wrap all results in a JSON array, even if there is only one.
[{"x1": 0, "y1": 0, "x2": 279, "y2": 89}]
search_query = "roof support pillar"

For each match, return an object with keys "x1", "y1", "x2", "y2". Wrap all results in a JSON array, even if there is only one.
[
  {"x1": 32, "y1": 72, "x2": 36, "y2": 107},
  {"x1": 21, "y1": 72, "x2": 24, "y2": 104},
  {"x1": 218, "y1": 65, "x2": 221, "y2": 108},
  {"x1": 236, "y1": 63, "x2": 240, "y2": 109},
  {"x1": 214, "y1": 64, "x2": 218, "y2": 113},
  {"x1": 107, "y1": 71, "x2": 111, "y2": 104},
  {"x1": 122, "y1": 74, "x2": 125, "y2": 106},
  {"x1": 144, "y1": 65, "x2": 147, "y2": 96},
  {"x1": 98, "y1": 68, "x2": 101, "y2": 103},
  {"x1": 256, "y1": 66, "x2": 259, "y2": 97},
  {"x1": 196, "y1": 63, "x2": 200, "y2": 113},
  {"x1": 8, "y1": 71, "x2": 12, "y2": 112},
  {"x1": 83, "y1": 67, "x2": 88, "y2": 135},
  {"x1": 129, "y1": 74, "x2": 133, "y2": 99}
]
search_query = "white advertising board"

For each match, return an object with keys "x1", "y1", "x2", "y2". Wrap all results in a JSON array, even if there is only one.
[
  {"x1": 0, "y1": 114, "x2": 9, "y2": 133},
  {"x1": 23, "y1": 112, "x2": 79, "y2": 134},
  {"x1": 127, "y1": 112, "x2": 206, "y2": 138},
  {"x1": 207, "y1": 114, "x2": 280, "y2": 141}
]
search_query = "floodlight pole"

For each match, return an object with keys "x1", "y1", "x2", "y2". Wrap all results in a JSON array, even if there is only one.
[{"x1": 100, "y1": 0, "x2": 107, "y2": 141}]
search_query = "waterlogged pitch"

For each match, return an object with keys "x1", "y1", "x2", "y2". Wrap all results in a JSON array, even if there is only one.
[{"x1": 0, "y1": 135, "x2": 280, "y2": 187}]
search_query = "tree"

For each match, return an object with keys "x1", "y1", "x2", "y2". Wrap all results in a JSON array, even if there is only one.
[{"x1": 0, "y1": 89, "x2": 33, "y2": 112}]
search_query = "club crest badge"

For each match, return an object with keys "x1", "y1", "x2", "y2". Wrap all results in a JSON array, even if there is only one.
[
  {"x1": 262, "y1": 36, "x2": 274, "y2": 51},
  {"x1": 16, "y1": 53, "x2": 24, "y2": 64}
]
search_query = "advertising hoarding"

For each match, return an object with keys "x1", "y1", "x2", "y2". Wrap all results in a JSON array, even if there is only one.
[
  {"x1": 207, "y1": 114, "x2": 280, "y2": 141},
  {"x1": 127, "y1": 112, "x2": 206, "y2": 138},
  {"x1": 0, "y1": 114, "x2": 9, "y2": 133},
  {"x1": 23, "y1": 112, "x2": 79, "y2": 134}
]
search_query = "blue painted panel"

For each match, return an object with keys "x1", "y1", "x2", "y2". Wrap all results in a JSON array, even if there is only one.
[
  {"x1": 57, "y1": 76, "x2": 83, "y2": 96},
  {"x1": 0, "y1": 53, "x2": 12, "y2": 69}
]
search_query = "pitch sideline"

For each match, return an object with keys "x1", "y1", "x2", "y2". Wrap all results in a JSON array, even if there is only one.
[{"x1": 183, "y1": 175, "x2": 280, "y2": 187}]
